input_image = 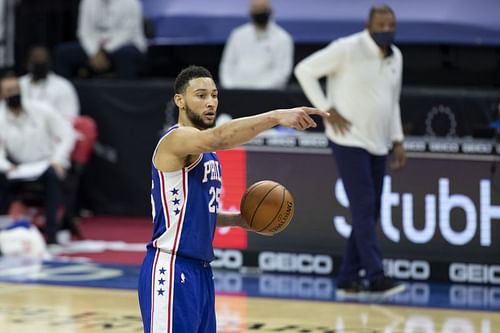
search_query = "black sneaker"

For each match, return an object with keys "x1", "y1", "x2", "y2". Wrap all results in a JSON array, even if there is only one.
[
  {"x1": 336, "y1": 280, "x2": 367, "y2": 299},
  {"x1": 368, "y1": 276, "x2": 406, "y2": 297}
]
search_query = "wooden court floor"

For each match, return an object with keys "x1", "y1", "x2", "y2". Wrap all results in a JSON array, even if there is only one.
[{"x1": 1, "y1": 282, "x2": 499, "y2": 333}]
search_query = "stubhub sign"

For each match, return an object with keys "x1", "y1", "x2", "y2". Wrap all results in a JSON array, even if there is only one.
[{"x1": 333, "y1": 177, "x2": 499, "y2": 247}]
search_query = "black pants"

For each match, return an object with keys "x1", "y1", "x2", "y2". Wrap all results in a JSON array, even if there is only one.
[
  {"x1": 54, "y1": 41, "x2": 145, "y2": 80},
  {"x1": 0, "y1": 167, "x2": 63, "y2": 244},
  {"x1": 330, "y1": 142, "x2": 387, "y2": 284}
]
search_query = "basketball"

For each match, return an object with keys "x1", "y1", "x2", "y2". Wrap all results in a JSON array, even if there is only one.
[{"x1": 240, "y1": 180, "x2": 295, "y2": 236}]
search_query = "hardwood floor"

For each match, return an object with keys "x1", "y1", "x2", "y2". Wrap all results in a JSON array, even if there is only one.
[{"x1": 1, "y1": 282, "x2": 498, "y2": 333}]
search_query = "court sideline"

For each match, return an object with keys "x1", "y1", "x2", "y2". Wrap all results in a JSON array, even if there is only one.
[{"x1": 0, "y1": 217, "x2": 499, "y2": 333}]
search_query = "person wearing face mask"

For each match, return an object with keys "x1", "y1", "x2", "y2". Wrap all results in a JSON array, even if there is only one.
[
  {"x1": 219, "y1": 0, "x2": 294, "y2": 89},
  {"x1": 0, "y1": 73, "x2": 76, "y2": 246},
  {"x1": 294, "y1": 4, "x2": 407, "y2": 298},
  {"x1": 20, "y1": 45, "x2": 80, "y2": 120}
]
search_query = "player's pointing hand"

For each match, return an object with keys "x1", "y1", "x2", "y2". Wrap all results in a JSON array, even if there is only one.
[{"x1": 274, "y1": 107, "x2": 327, "y2": 131}]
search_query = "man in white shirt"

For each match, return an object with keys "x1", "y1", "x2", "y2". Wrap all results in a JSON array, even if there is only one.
[
  {"x1": 20, "y1": 46, "x2": 80, "y2": 120},
  {"x1": 219, "y1": 0, "x2": 294, "y2": 90},
  {"x1": 0, "y1": 74, "x2": 76, "y2": 244},
  {"x1": 295, "y1": 4, "x2": 407, "y2": 297},
  {"x1": 54, "y1": 0, "x2": 147, "y2": 80}
]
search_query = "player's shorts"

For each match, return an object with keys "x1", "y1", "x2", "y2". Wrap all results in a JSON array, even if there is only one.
[{"x1": 138, "y1": 247, "x2": 215, "y2": 333}]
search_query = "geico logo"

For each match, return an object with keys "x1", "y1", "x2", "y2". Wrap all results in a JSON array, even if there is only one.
[
  {"x1": 383, "y1": 259, "x2": 430, "y2": 280},
  {"x1": 405, "y1": 315, "x2": 487, "y2": 333},
  {"x1": 258, "y1": 274, "x2": 333, "y2": 299},
  {"x1": 383, "y1": 283, "x2": 429, "y2": 304},
  {"x1": 258, "y1": 252, "x2": 333, "y2": 274},
  {"x1": 449, "y1": 263, "x2": 500, "y2": 284},
  {"x1": 211, "y1": 249, "x2": 243, "y2": 269},
  {"x1": 450, "y1": 285, "x2": 500, "y2": 307},
  {"x1": 334, "y1": 177, "x2": 498, "y2": 247},
  {"x1": 213, "y1": 271, "x2": 243, "y2": 293}
]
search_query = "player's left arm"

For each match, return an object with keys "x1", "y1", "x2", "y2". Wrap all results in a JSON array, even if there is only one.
[
  {"x1": 216, "y1": 211, "x2": 250, "y2": 229},
  {"x1": 390, "y1": 53, "x2": 406, "y2": 170}
]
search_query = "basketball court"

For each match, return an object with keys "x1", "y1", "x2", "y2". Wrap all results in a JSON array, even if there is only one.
[
  {"x1": 1, "y1": 282, "x2": 498, "y2": 333},
  {"x1": 0, "y1": 217, "x2": 498, "y2": 333}
]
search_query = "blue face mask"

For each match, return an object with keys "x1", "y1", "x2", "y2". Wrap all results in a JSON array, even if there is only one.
[{"x1": 370, "y1": 31, "x2": 395, "y2": 49}]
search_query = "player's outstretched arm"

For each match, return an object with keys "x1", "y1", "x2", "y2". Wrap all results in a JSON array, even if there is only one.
[
  {"x1": 166, "y1": 107, "x2": 327, "y2": 157},
  {"x1": 216, "y1": 211, "x2": 250, "y2": 229}
]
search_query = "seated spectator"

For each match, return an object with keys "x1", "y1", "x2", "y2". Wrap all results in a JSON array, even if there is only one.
[
  {"x1": 219, "y1": 0, "x2": 294, "y2": 90},
  {"x1": 54, "y1": 0, "x2": 147, "y2": 80},
  {"x1": 20, "y1": 45, "x2": 80, "y2": 120},
  {"x1": 0, "y1": 73, "x2": 76, "y2": 245}
]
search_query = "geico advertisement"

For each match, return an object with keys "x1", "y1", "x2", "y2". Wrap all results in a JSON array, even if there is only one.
[
  {"x1": 212, "y1": 248, "x2": 500, "y2": 284},
  {"x1": 212, "y1": 249, "x2": 333, "y2": 275},
  {"x1": 384, "y1": 259, "x2": 500, "y2": 285}
]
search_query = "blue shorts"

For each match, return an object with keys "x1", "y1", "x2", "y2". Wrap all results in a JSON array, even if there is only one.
[{"x1": 138, "y1": 248, "x2": 216, "y2": 333}]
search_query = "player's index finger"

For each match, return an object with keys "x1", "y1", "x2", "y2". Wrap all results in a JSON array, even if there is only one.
[{"x1": 303, "y1": 107, "x2": 329, "y2": 117}]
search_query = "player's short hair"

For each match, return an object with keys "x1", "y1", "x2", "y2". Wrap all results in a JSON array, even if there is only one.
[
  {"x1": 174, "y1": 65, "x2": 213, "y2": 94},
  {"x1": 368, "y1": 4, "x2": 395, "y2": 22}
]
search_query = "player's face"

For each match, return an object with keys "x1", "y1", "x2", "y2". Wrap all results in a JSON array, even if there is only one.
[{"x1": 184, "y1": 77, "x2": 218, "y2": 130}]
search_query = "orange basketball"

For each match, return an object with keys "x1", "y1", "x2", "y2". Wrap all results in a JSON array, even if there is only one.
[{"x1": 240, "y1": 180, "x2": 295, "y2": 236}]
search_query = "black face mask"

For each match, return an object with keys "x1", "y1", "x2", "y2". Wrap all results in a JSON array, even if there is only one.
[
  {"x1": 251, "y1": 11, "x2": 271, "y2": 27},
  {"x1": 6, "y1": 94, "x2": 22, "y2": 109},
  {"x1": 29, "y1": 62, "x2": 50, "y2": 81},
  {"x1": 370, "y1": 31, "x2": 395, "y2": 49}
]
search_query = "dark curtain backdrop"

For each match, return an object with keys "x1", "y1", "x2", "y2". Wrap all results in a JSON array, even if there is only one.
[{"x1": 14, "y1": 0, "x2": 79, "y2": 73}]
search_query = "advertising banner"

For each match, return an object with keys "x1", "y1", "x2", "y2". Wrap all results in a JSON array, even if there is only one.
[{"x1": 213, "y1": 148, "x2": 500, "y2": 285}]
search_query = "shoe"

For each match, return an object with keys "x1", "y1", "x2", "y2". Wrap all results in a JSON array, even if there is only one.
[
  {"x1": 60, "y1": 216, "x2": 84, "y2": 239},
  {"x1": 335, "y1": 280, "x2": 367, "y2": 299},
  {"x1": 368, "y1": 276, "x2": 406, "y2": 297},
  {"x1": 46, "y1": 243, "x2": 64, "y2": 256}
]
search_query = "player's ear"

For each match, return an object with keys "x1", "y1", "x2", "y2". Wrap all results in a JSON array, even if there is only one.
[{"x1": 174, "y1": 94, "x2": 185, "y2": 110}]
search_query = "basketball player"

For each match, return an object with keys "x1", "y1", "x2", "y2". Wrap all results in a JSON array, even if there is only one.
[{"x1": 138, "y1": 65, "x2": 325, "y2": 332}]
